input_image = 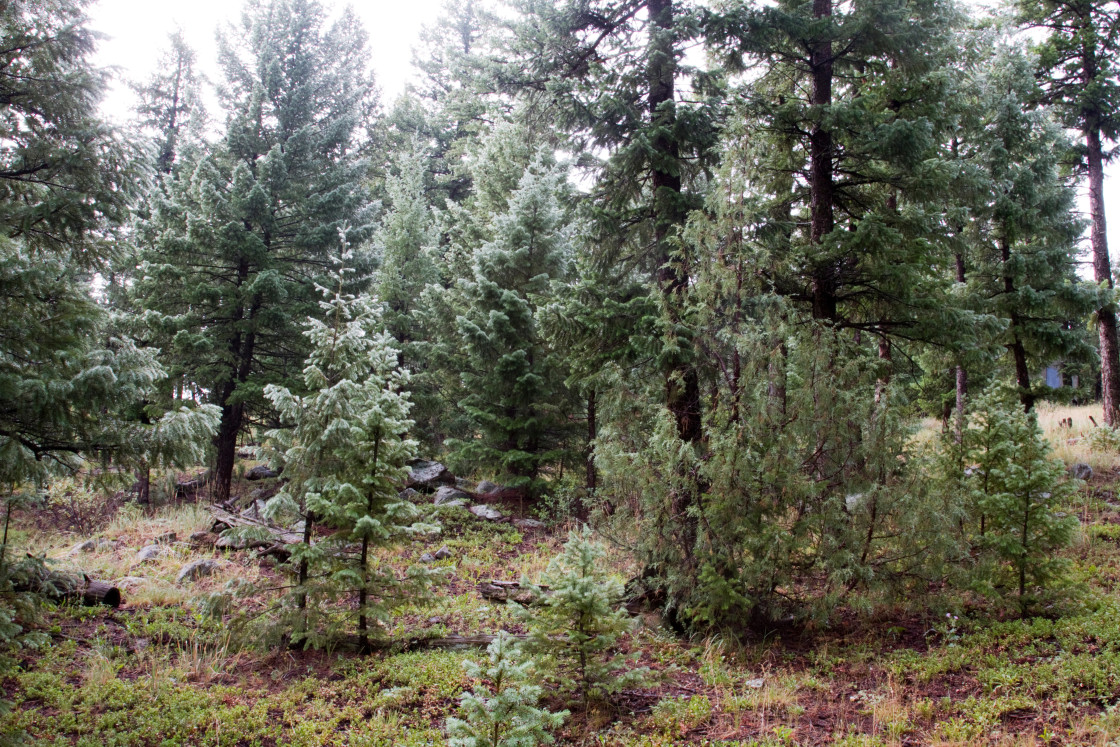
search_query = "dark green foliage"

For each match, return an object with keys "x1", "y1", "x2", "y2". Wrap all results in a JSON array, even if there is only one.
[
  {"x1": 955, "y1": 385, "x2": 1079, "y2": 605},
  {"x1": 133, "y1": 0, "x2": 378, "y2": 502},
  {"x1": 443, "y1": 151, "x2": 580, "y2": 491}
]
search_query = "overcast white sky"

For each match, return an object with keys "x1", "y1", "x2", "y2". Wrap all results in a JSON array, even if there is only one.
[{"x1": 86, "y1": 0, "x2": 1120, "y2": 270}]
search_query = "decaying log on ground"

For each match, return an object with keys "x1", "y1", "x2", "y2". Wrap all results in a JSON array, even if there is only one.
[
  {"x1": 476, "y1": 580, "x2": 549, "y2": 604},
  {"x1": 15, "y1": 569, "x2": 121, "y2": 608},
  {"x1": 210, "y1": 506, "x2": 304, "y2": 545},
  {"x1": 398, "y1": 633, "x2": 527, "y2": 651}
]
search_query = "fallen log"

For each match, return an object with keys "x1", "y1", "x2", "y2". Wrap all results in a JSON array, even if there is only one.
[
  {"x1": 477, "y1": 580, "x2": 548, "y2": 604},
  {"x1": 398, "y1": 633, "x2": 526, "y2": 652},
  {"x1": 15, "y1": 569, "x2": 120, "y2": 608},
  {"x1": 210, "y1": 506, "x2": 304, "y2": 545}
]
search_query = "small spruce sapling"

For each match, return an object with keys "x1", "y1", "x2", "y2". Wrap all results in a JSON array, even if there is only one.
[
  {"x1": 262, "y1": 249, "x2": 437, "y2": 649},
  {"x1": 446, "y1": 631, "x2": 568, "y2": 747},
  {"x1": 961, "y1": 385, "x2": 1079, "y2": 605},
  {"x1": 520, "y1": 527, "x2": 645, "y2": 708}
]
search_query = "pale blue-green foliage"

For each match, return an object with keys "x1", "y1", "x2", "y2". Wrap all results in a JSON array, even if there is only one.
[
  {"x1": 446, "y1": 631, "x2": 568, "y2": 747},
  {"x1": 520, "y1": 527, "x2": 643, "y2": 703},
  {"x1": 261, "y1": 253, "x2": 436, "y2": 642},
  {"x1": 958, "y1": 384, "x2": 1079, "y2": 601}
]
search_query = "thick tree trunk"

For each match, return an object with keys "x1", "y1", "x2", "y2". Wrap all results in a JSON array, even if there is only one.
[
  {"x1": 809, "y1": 0, "x2": 836, "y2": 322},
  {"x1": 1087, "y1": 123, "x2": 1120, "y2": 425},
  {"x1": 213, "y1": 400, "x2": 243, "y2": 505}
]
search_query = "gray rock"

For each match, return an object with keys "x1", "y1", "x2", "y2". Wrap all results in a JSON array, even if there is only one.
[
  {"x1": 419, "y1": 553, "x2": 436, "y2": 562},
  {"x1": 398, "y1": 487, "x2": 420, "y2": 501},
  {"x1": 745, "y1": 678, "x2": 765, "y2": 689},
  {"x1": 437, "y1": 499, "x2": 468, "y2": 508},
  {"x1": 455, "y1": 477, "x2": 475, "y2": 490},
  {"x1": 406, "y1": 460, "x2": 454, "y2": 489},
  {"x1": 246, "y1": 465, "x2": 279, "y2": 481},
  {"x1": 96, "y1": 539, "x2": 116, "y2": 552},
  {"x1": 513, "y1": 518, "x2": 545, "y2": 530},
  {"x1": 1071, "y1": 462, "x2": 1094, "y2": 480},
  {"x1": 155, "y1": 531, "x2": 177, "y2": 545},
  {"x1": 469, "y1": 504, "x2": 503, "y2": 521},
  {"x1": 70, "y1": 539, "x2": 97, "y2": 554},
  {"x1": 476, "y1": 480, "x2": 499, "y2": 494},
  {"x1": 434, "y1": 486, "x2": 470, "y2": 505},
  {"x1": 176, "y1": 559, "x2": 225, "y2": 584},
  {"x1": 433, "y1": 545, "x2": 453, "y2": 560},
  {"x1": 135, "y1": 544, "x2": 162, "y2": 562},
  {"x1": 189, "y1": 531, "x2": 216, "y2": 546}
]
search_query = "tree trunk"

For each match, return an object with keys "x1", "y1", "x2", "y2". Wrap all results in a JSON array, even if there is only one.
[
  {"x1": 584, "y1": 390, "x2": 596, "y2": 498},
  {"x1": 1087, "y1": 123, "x2": 1120, "y2": 425},
  {"x1": 955, "y1": 251, "x2": 967, "y2": 440},
  {"x1": 1002, "y1": 235, "x2": 1034, "y2": 411},
  {"x1": 809, "y1": 0, "x2": 836, "y2": 322}
]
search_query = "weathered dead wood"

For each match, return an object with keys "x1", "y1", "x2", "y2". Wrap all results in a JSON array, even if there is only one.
[
  {"x1": 398, "y1": 633, "x2": 526, "y2": 651},
  {"x1": 477, "y1": 580, "x2": 549, "y2": 604},
  {"x1": 15, "y1": 570, "x2": 120, "y2": 608},
  {"x1": 210, "y1": 506, "x2": 303, "y2": 545}
]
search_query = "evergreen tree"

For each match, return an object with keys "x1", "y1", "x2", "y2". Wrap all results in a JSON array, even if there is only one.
[
  {"x1": 957, "y1": 385, "x2": 1079, "y2": 604},
  {"x1": 448, "y1": 152, "x2": 579, "y2": 492},
  {"x1": 133, "y1": 0, "x2": 378, "y2": 504},
  {"x1": 130, "y1": 30, "x2": 204, "y2": 175},
  {"x1": 520, "y1": 528, "x2": 643, "y2": 708},
  {"x1": 262, "y1": 253, "x2": 436, "y2": 649},
  {"x1": 1019, "y1": 0, "x2": 1120, "y2": 424},
  {"x1": 446, "y1": 631, "x2": 568, "y2": 747},
  {"x1": 958, "y1": 50, "x2": 1097, "y2": 411}
]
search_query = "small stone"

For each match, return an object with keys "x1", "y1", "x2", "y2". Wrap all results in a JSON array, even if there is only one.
[
  {"x1": 176, "y1": 559, "x2": 225, "y2": 584},
  {"x1": 427, "y1": 616, "x2": 443, "y2": 625},
  {"x1": 513, "y1": 518, "x2": 545, "y2": 529},
  {"x1": 455, "y1": 477, "x2": 474, "y2": 490},
  {"x1": 69, "y1": 539, "x2": 97, "y2": 554},
  {"x1": 1071, "y1": 462, "x2": 1093, "y2": 480},
  {"x1": 96, "y1": 539, "x2": 116, "y2": 551},
  {"x1": 246, "y1": 465, "x2": 279, "y2": 481},
  {"x1": 135, "y1": 544, "x2": 161, "y2": 562},
  {"x1": 419, "y1": 553, "x2": 436, "y2": 562},
  {"x1": 433, "y1": 545, "x2": 453, "y2": 560},
  {"x1": 398, "y1": 487, "x2": 420, "y2": 501},
  {"x1": 434, "y1": 486, "x2": 470, "y2": 505},
  {"x1": 469, "y1": 504, "x2": 503, "y2": 521},
  {"x1": 155, "y1": 532, "x2": 177, "y2": 545},
  {"x1": 745, "y1": 678, "x2": 765, "y2": 689},
  {"x1": 476, "y1": 480, "x2": 499, "y2": 494}
]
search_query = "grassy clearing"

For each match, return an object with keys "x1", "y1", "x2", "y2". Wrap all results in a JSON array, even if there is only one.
[{"x1": 6, "y1": 413, "x2": 1120, "y2": 745}]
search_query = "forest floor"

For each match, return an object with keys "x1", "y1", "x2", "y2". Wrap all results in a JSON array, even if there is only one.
[{"x1": 7, "y1": 404, "x2": 1120, "y2": 746}]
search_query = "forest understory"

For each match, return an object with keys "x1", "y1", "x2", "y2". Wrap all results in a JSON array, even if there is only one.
[{"x1": 6, "y1": 405, "x2": 1120, "y2": 747}]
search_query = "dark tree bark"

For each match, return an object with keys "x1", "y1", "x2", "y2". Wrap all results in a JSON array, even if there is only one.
[
  {"x1": 1086, "y1": 121, "x2": 1120, "y2": 425},
  {"x1": 1002, "y1": 236, "x2": 1035, "y2": 411},
  {"x1": 809, "y1": 0, "x2": 837, "y2": 322},
  {"x1": 955, "y1": 251, "x2": 967, "y2": 440}
]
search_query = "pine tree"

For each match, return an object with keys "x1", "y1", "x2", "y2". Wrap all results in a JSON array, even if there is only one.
[
  {"x1": 133, "y1": 0, "x2": 378, "y2": 504},
  {"x1": 1018, "y1": 0, "x2": 1120, "y2": 424},
  {"x1": 958, "y1": 49, "x2": 1097, "y2": 411},
  {"x1": 520, "y1": 528, "x2": 643, "y2": 708},
  {"x1": 446, "y1": 631, "x2": 568, "y2": 747},
  {"x1": 262, "y1": 253, "x2": 436, "y2": 649},
  {"x1": 959, "y1": 385, "x2": 1079, "y2": 604},
  {"x1": 448, "y1": 152, "x2": 579, "y2": 492},
  {"x1": 130, "y1": 30, "x2": 203, "y2": 175}
]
